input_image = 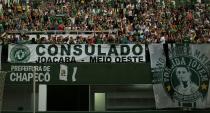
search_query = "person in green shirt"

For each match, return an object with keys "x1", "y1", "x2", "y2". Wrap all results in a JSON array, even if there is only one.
[
  {"x1": 57, "y1": 17, "x2": 63, "y2": 24},
  {"x1": 0, "y1": 23, "x2": 4, "y2": 33},
  {"x1": 95, "y1": 34, "x2": 103, "y2": 44},
  {"x1": 183, "y1": 35, "x2": 191, "y2": 44},
  {"x1": 120, "y1": 35, "x2": 128, "y2": 44},
  {"x1": 50, "y1": 16, "x2": 55, "y2": 23}
]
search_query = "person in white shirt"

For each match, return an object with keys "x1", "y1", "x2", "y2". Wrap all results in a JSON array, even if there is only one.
[{"x1": 160, "y1": 33, "x2": 166, "y2": 44}]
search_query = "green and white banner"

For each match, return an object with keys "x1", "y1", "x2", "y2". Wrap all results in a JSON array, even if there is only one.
[
  {"x1": 3, "y1": 63, "x2": 151, "y2": 84},
  {"x1": 8, "y1": 44, "x2": 145, "y2": 63},
  {"x1": 149, "y1": 44, "x2": 210, "y2": 109}
]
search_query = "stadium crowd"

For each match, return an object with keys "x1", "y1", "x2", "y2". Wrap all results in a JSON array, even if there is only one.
[{"x1": 0, "y1": 0, "x2": 209, "y2": 44}]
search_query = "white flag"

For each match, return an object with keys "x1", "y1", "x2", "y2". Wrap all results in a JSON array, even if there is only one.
[
  {"x1": 59, "y1": 64, "x2": 68, "y2": 81},
  {"x1": 149, "y1": 44, "x2": 210, "y2": 109}
]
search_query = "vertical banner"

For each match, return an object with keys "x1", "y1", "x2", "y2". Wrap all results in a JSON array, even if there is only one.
[
  {"x1": 0, "y1": 45, "x2": 1, "y2": 70},
  {"x1": 0, "y1": 71, "x2": 6, "y2": 113},
  {"x1": 149, "y1": 44, "x2": 210, "y2": 109},
  {"x1": 0, "y1": 45, "x2": 3, "y2": 113}
]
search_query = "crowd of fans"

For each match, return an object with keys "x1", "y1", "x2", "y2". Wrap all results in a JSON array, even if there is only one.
[{"x1": 0, "y1": 0, "x2": 210, "y2": 44}]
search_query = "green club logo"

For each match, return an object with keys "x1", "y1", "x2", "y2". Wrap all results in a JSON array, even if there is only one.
[
  {"x1": 10, "y1": 45, "x2": 30, "y2": 63},
  {"x1": 163, "y1": 56, "x2": 209, "y2": 102}
]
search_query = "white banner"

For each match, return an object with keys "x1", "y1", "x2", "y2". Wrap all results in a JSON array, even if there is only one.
[
  {"x1": 8, "y1": 44, "x2": 145, "y2": 63},
  {"x1": 149, "y1": 44, "x2": 210, "y2": 109}
]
